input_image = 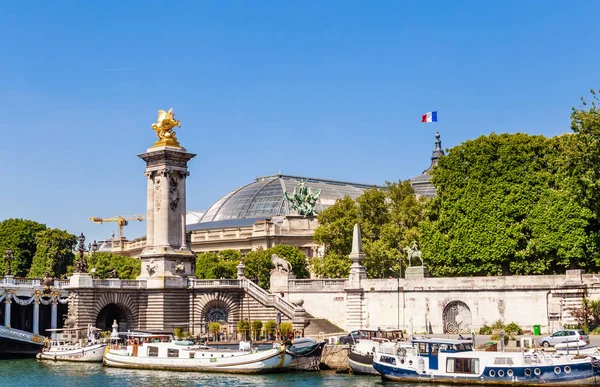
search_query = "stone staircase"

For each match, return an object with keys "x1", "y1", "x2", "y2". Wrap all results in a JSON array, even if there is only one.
[{"x1": 304, "y1": 317, "x2": 345, "y2": 337}]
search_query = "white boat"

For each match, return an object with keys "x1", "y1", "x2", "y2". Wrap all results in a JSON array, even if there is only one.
[
  {"x1": 36, "y1": 325, "x2": 107, "y2": 362},
  {"x1": 555, "y1": 340, "x2": 590, "y2": 350},
  {"x1": 103, "y1": 331, "x2": 292, "y2": 374},
  {"x1": 373, "y1": 337, "x2": 600, "y2": 385},
  {"x1": 347, "y1": 328, "x2": 407, "y2": 375}
]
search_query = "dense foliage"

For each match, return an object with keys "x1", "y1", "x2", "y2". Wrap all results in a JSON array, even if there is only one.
[
  {"x1": 195, "y1": 245, "x2": 309, "y2": 289},
  {"x1": 421, "y1": 129, "x2": 600, "y2": 276},
  {"x1": 28, "y1": 228, "x2": 77, "y2": 278},
  {"x1": 81, "y1": 252, "x2": 141, "y2": 279},
  {"x1": 0, "y1": 218, "x2": 47, "y2": 276},
  {"x1": 195, "y1": 250, "x2": 241, "y2": 279},
  {"x1": 312, "y1": 181, "x2": 427, "y2": 278}
]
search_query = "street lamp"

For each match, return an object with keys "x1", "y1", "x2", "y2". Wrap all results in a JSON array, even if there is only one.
[
  {"x1": 3, "y1": 248, "x2": 14, "y2": 277},
  {"x1": 75, "y1": 233, "x2": 96, "y2": 274}
]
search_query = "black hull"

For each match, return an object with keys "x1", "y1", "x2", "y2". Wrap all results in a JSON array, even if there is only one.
[{"x1": 0, "y1": 337, "x2": 42, "y2": 358}]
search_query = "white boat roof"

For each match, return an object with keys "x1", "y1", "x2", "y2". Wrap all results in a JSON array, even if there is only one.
[
  {"x1": 411, "y1": 338, "x2": 474, "y2": 345},
  {"x1": 46, "y1": 327, "x2": 100, "y2": 332}
]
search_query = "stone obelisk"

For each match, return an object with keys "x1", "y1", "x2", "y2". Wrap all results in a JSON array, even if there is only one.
[{"x1": 138, "y1": 108, "x2": 196, "y2": 289}]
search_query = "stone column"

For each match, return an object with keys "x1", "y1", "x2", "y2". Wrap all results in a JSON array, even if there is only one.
[
  {"x1": 345, "y1": 224, "x2": 367, "y2": 331},
  {"x1": 144, "y1": 171, "x2": 155, "y2": 247},
  {"x1": 4, "y1": 296, "x2": 11, "y2": 328},
  {"x1": 33, "y1": 296, "x2": 40, "y2": 334},
  {"x1": 137, "y1": 141, "x2": 196, "y2": 288},
  {"x1": 51, "y1": 300, "x2": 58, "y2": 338},
  {"x1": 179, "y1": 172, "x2": 190, "y2": 249}
]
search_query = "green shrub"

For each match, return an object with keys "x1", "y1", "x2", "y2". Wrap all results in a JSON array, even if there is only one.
[
  {"x1": 208, "y1": 322, "x2": 222, "y2": 340},
  {"x1": 279, "y1": 322, "x2": 293, "y2": 337},
  {"x1": 237, "y1": 320, "x2": 250, "y2": 340},
  {"x1": 479, "y1": 325, "x2": 492, "y2": 335},
  {"x1": 491, "y1": 319, "x2": 504, "y2": 330},
  {"x1": 251, "y1": 320, "x2": 263, "y2": 340},
  {"x1": 504, "y1": 322, "x2": 523, "y2": 336}
]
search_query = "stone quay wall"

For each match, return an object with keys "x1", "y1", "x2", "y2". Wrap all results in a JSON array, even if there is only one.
[{"x1": 283, "y1": 270, "x2": 600, "y2": 336}]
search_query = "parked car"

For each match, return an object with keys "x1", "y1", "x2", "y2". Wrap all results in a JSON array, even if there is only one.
[
  {"x1": 339, "y1": 330, "x2": 363, "y2": 344},
  {"x1": 538, "y1": 329, "x2": 590, "y2": 347}
]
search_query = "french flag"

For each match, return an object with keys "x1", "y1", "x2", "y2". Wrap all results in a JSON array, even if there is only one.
[{"x1": 422, "y1": 111, "x2": 438, "y2": 123}]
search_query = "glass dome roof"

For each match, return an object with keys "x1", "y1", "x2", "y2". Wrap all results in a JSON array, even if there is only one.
[{"x1": 198, "y1": 174, "x2": 379, "y2": 223}]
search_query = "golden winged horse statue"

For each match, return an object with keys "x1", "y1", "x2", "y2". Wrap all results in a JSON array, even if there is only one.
[{"x1": 151, "y1": 108, "x2": 182, "y2": 148}]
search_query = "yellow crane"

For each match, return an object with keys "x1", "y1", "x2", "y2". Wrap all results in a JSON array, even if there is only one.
[{"x1": 89, "y1": 214, "x2": 144, "y2": 240}]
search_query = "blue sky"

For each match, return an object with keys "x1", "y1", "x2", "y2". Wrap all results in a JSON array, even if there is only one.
[{"x1": 1, "y1": 1, "x2": 599, "y2": 243}]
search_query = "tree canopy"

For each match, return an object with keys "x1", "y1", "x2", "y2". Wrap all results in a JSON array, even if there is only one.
[
  {"x1": 0, "y1": 218, "x2": 46, "y2": 276},
  {"x1": 312, "y1": 181, "x2": 427, "y2": 278},
  {"x1": 28, "y1": 228, "x2": 77, "y2": 278},
  {"x1": 195, "y1": 245, "x2": 309, "y2": 289},
  {"x1": 421, "y1": 127, "x2": 600, "y2": 276},
  {"x1": 83, "y1": 252, "x2": 141, "y2": 279}
]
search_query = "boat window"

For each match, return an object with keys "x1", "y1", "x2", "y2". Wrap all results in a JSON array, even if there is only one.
[
  {"x1": 168, "y1": 349, "x2": 179, "y2": 358},
  {"x1": 439, "y1": 344, "x2": 450, "y2": 351},
  {"x1": 430, "y1": 344, "x2": 439, "y2": 356},
  {"x1": 418, "y1": 343, "x2": 428, "y2": 354},
  {"x1": 446, "y1": 358, "x2": 480, "y2": 374},
  {"x1": 148, "y1": 346, "x2": 159, "y2": 357},
  {"x1": 189, "y1": 352, "x2": 195, "y2": 359}
]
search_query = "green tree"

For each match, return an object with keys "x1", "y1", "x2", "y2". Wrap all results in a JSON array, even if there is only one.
[
  {"x1": 268, "y1": 244, "x2": 310, "y2": 279},
  {"x1": 195, "y1": 250, "x2": 240, "y2": 279},
  {"x1": 279, "y1": 321, "x2": 293, "y2": 338},
  {"x1": 421, "y1": 131, "x2": 599, "y2": 276},
  {"x1": 243, "y1": 249, "x2": 272, "y2": 289},
  {"x1": 0, "y1": 218, "x2": 46, "y2": 276},
  {"x1": 264, "y1": 320, "x2": 277, "y2": 339},
  {"x1": 251, "y1": 320, "x2": 263, "y2": 340},
  {"x1": 311, "y1": 181, "x2": 426, "y2": 278},
  {"x1": 312, "y1": 197, "x2": 358, "y2": 277},
  {"x1": 28, "y1": 229, "x2": 77, "y2": 278},
  {"x1": 208, "y1": 322, "x2": 222, "y2": 341},
  {"x1": 82, "y1": 252, "x2": 141, "y2": 279},
  {"x1": 237, "y1": 320, "x2": 250, "y2": 340}
]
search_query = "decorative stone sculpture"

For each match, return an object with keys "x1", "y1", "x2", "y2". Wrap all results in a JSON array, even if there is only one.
[
  {"x1": 151, "y1": 108, "x2": 182, "y2": 148},
  {"x1": 403, "y1": 241, "x2": 424, "y2": 267},
  {"x1": 64, "y1": 313, "x2": 76, "y2": 328},
  {"x1": 271, "y1": 254, "x2": 292, "y2": 274},
  {"x1": 284, "y1": 179, "x2": 322, "y2": 217}
]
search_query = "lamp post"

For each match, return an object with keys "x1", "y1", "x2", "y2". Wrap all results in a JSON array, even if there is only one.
[
  {"x1": 75, "y1": 233, "x2": 97, "y2": 273},
  {"x1": 397, "y1": 257, "x2": 402, "y2": 330},
  {"x1": 3, "y1": 248, "x2": 13, "y2": 277}
]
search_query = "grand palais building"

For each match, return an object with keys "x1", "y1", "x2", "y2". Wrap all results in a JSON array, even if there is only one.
[{"x1": 106, "y1": 133, "x2": 444, "y2": 258}]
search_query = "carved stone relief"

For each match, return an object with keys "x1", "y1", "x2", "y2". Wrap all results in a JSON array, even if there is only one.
[{"x1": 169, "y1": 176, "x2": 180, "y2": 211}]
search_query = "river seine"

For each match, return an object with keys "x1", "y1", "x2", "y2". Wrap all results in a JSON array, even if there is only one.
[{"x1": 0, "y1": 359, "x2": 472, "y2": 387}]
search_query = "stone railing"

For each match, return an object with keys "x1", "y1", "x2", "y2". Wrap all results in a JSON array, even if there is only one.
[
  {"x1": 121, "y1": 280, "x2": 146, "y2": 289},
  {"x1": 242, "y1": 278, "x2": 296, "y2": 318},
  {"x1": 91, "y1": 279, "x2": 146, "y2": 289},
  {"x1": 56, "y1": 280, "x2": 70, "y2": 288},
  {"x1": 0, "y1": 277, "x2": 41, "y2": 288},
  {"x1": 289, "y1": 279, "x2": 348, "y2": 292},
  {"x1": 188, "y1": 279, "x2": 241, "y2": 289}
]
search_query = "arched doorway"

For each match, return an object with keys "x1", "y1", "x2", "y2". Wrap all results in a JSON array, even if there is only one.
[
  {"x1": 205, "y1": 306, "x2": 228, "y2": 328},
  {"x1": 443, "y1": 301, "x2": 472, "y2": 334},
  {"x1": 96, "y1": 303, "x2": 132, "y2": 332}
]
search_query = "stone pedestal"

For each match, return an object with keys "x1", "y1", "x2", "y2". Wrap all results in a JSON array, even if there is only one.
[
  {"x1": 405, "y1": 266, "x2": 430, "y2": 279},
  {"x1": 137, "y1": 145, "x2": 196, "y2": 287},
  {"x1": 69, "y1": 272, "x2": 93, "y2": 288},
  {"x1": 269, "y1": 270, "x2": 294, "y2": 294}
]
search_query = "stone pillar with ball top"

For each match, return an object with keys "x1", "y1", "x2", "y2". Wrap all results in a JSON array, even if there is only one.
[{"x1": 138, "y1": 108, "x2": 196, "y2": 288}]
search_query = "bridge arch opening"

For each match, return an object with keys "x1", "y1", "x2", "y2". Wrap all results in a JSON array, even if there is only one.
[{"x1": 95, "y1": 303, "x2": 133, "y2": 332}]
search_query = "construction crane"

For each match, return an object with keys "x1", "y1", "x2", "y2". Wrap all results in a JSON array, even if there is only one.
[{"x1": 89, "y1": 214, "x2": 144, "y2": 240}]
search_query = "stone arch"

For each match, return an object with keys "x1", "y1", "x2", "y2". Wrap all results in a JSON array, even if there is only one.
[
  {"x1": 442, "y1": 300, "x2": 472, "y2": 334},
  {"x1": 194, "y1": 293, "x2": 239, "y2": 333},
  {"x1": 93, "y1": 292, "x2": 138, "y2": 331}
]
